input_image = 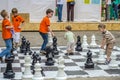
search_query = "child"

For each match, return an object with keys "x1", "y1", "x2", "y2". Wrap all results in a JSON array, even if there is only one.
[
  {"x1": 11, "y1": 8, "x2": 24, "y2": 51},
  {"x1": 64, "y1": 25, "x2": 75, "y2": 55},
  {"x1": 98, "y1": 23, "x2": 115, "y2": 64},
  {"x1": 39, "y1": 9, "x2": 54, "y2": 54},
  {"x1": 0, "y1": 10, "x2": 13, "y2": 62}
]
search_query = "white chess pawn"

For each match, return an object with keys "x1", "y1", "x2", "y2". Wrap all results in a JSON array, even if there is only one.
[
  {"x1": 33, "y1": 61, "x2": 44, "y2": 80},
  {"x1": 90, "y1": 34, "x2": 97, "y2": 47},
  {"x1": 82, "y1": 35, "x2": 89, "y2": 50},
  {"x1": 55, "y1": 56, "x2": 67, "y2": 80},
  {"x1": 22, "y1": 53, "x2": 33, "y2": 80},
  {"x1": 48, "y1": 32, "x2": 53, "y2": 46},
  {"x1": 109, "y1": 52, "x2": 119, "y2": 69},
  {"x1": 97, "y1": 49, "x2": 106, "y2": 63}
]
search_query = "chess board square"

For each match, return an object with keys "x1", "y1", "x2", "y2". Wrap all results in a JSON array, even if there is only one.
[
  {"x1": 42, "y1": 67, "x2": 58, "y2": 71},
  {"x1": 65, "y1": 70, "x2": 88, "y2": 76},
  {"x1": 1, "y1": 67, "x2": 21, "y2": 72},
  {"x1": 64, "y1": 59, "x2": 74, "y2": 63},
  {"x1": 64, "y1": 66, "x2": 83, "y2": 71},
  {"x1": 14, "y1": 72, "x2": 22, "y2": 80},
  {"x1": 72, "y1": 59, "x2": 86, "y2": 62},
  {"x1": 105, "y1": 69, "x2": 120, "y2": 74},
  {"x1": 81, "y1": 65, "x2": 102, "y2": 70},
  {"x1": 84, "y1": 70, "x2": 110, "y2": 77},
  {"x1": 13, "y1": 60, "x2": 19, "y2": 63},
  {"x1": 64, "y1": 63, "x2": 77, "y2": 66},
  {"x1": 68, "y1": 55, "x2": 85, "y2": 59},
  {"x1": 44, "y1": 71, "x2": 57, "y2": 78}
]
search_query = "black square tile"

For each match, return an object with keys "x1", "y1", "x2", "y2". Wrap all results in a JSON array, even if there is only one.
[
  {"x1": 64, "y1": 63, "x2": 77, "y2": 66},
  {"x1": 65, "y1": 70, "x2": 88, "y2": 75},
  {"x1": 105, "y1": 69, "x2": 120, "y2": 74}
]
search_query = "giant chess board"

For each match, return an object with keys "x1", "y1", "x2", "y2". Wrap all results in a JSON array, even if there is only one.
[{"x1": 0, "y1": 46, "x2": 120, "y2": 80}]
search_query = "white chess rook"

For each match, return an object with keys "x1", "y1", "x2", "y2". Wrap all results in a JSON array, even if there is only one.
[
  {"x1": 90, "y1": 34, "x2": 97, "y2": 47},
  {"x1": 22, "y1": 53, "x2": 33, "y2": 80},
  {"x1": 97, "y1": 49, "x2": 106, "y2": 63},
  {"x1": 55, "y1": 56, "x2": 67, "y2": 80},
  {"x1": 33, "y1": 61, "x2": 44, "y2": 80},
  {"x1": 82, "y1": 35, "x2": 89, "y2": 50},
  {"x1": 109, "y1": 53, "x2": 119, "y2": 69}
]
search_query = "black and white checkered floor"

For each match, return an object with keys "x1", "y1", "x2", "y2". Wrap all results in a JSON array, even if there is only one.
[{"x1": 0, "y1": 46, "x2": 120, "y2": 80}]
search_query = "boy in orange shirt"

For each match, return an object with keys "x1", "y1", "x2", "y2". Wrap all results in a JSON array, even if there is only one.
[
  {"x1": 0, "y1": 10, "x2": 13, "y2": 62},
  {"x1": 11, "y1": 8, "x2": 24, "y2": 51},
  {"x1": 39, "y1": 9, "x2": 54, "y2": 54}
]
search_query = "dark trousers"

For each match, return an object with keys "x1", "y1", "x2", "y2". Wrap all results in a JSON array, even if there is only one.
[
  {"x1": 57, "y1": 4, "x2": 63, "y2": 21},
  {"x1": 39, "y1": 32, "x2": 48, "y2": 50},
  {"x1": 67, "y1": 2, "x2": 75, "y2": 21}
]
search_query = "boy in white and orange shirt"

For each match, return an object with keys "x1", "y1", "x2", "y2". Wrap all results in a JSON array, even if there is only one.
[{"x1": 11, "y1": 8, "x2": 24, "y2": 51}]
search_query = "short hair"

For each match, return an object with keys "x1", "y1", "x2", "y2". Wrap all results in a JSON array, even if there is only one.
[
  {"x1": 46, "y1": 9, "x2": 53, "y2": 14},
  {"x1": 98, "y1": 23, "x2": 106, "y2": 29},
  {"x1": 65, "y1": 25, "x2": 72, "y2": 31},
  {"x1": 0, "y1": 10, "x2": 8, "y2": 18},
  {"x1": 12, "y1": 8, "x2": 18, "y2": 13}
]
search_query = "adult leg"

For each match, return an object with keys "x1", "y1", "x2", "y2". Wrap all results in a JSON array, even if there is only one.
[
  {"x1": 71, "y1": 5, "x2": 75, "y2": 21},
  {"x1": 67, "y1": 2, "x2": 70, "y2": 21},
  {"x1": 59, "y1": 4, "x2": 63, "y2": 21},
  {"x1": 57, "y1": 4, "x2": 61, "y2": 21}
]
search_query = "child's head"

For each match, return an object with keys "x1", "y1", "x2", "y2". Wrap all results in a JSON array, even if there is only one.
[
  {"x1": 11, "y1": 8, "x2": 18, "y2": 16},
  {"x1": 46, "y1": 9, "x2": 54, "y2": 18},
  {"x1": 0, "y1": 10, "x2": 9, "y2": 19},
  {"x1": 98, "y1": 23, "x2": 106, "y2": 32},
  {"x1": 65, "y1": 25, "x2": 72, "y2": 31}
]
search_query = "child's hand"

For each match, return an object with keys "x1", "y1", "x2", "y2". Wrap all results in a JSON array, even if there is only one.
[
  {"x1": 51, "y1": 32, "x2": 54, "y2": 37},
  {"x1": 101, "y1": 45, "x2": 104, "y2": 49},
  {"x1": 18, "y1": 26, "x2": 21, "y2": 29}
]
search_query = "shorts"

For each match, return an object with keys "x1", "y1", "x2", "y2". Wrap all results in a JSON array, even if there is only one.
[
  {"x1": 13, "y1": 32, "x2": 20, "y2": 43},
  {"x1": 67, "y1": 42, "x2": 75, "y2": 53}
]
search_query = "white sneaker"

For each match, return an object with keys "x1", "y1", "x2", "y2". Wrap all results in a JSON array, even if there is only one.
[
  {"x1": 13, "y1": 50, "x2": 17, "y2": 54},
  {"x1": 17, "y1": 47, "x2": 20, "y2": 52}
]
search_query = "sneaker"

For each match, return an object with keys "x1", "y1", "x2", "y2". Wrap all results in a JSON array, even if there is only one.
[
  {"x1": 105, "y1": 59, "x2": 111, "y2": 65},
  {"x1": 40, "y1": 50, "x2": 46, "y2": 55},
  {"x1": 65, "y1": 53, "x2": 69, "y2": 56},
  {"x1": 69, "y1": 52, "x2": 74, "y2": 55}
]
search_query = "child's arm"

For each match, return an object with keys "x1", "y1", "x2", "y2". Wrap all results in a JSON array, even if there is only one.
[
  {"x1": 48, "y1": 26, "x2": 54, "y2": 37},
  {"x1": 101, "y1": 38, "x2": 106, "y2": 49}
]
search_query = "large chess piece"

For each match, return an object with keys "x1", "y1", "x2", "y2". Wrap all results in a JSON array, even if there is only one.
[
  {"x1": 85, "y1": 50, "x2": 94, "y2": 68},
  {"x1": 109, "y1": 53, "x2": 119, "y2": 69},
  {"x1": 20, "y1": 36, "x2": 27, "y2": 53},
  {"x1": 90, "y1": 34, "x2": 97, "y2": 47},
  {"x1": 82, "y1": 35, "x2": 89, "y2": 50},
  {"x1": 45, "y1": 46, "x2": 55, "y2": 66},
  {"x1": 3, "y1": 53, "x2": 15, "y2": 78},
  {"x1": 75, "y1": 36, "x2": 82, "y2": 51},
  {"x1": 22, "y1": 53, "x2": 33, "y2": 80},
  {"x1": 52, "y1": 36, "x2": 59, "y2": 55},
  {"x1": 26, "y1": 40, "x2": 31, "y2": 53},
  {"x1": 33, "y1": 59, "x2": 44, "y2": 80},
  {"x1": 48, "y1": 32, "x2": 53, "y2": 46},
  {"x1": 55, "y1": 55, "x2": 67, "y2": 80},
  {"x1": 97, "y1": 49, "x2": 106, "y2": 63}
]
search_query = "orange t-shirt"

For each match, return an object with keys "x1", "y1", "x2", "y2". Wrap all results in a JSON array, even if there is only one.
[
  {"x1": 2, "y1": 19, "x2": 12, "y2": 39},
  {"x1": 12, "y1": 15, "x2": 24, "y2": 32},
  {"x1": 39, "y1": 16, "x2": 50, "y2": 33}
]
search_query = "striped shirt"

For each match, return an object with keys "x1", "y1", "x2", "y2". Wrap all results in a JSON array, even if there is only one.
[{"x1": 102, "y1": 30, "x2": 115, "y2": 44}]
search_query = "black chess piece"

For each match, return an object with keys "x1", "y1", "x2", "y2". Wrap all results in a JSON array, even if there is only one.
[
  {"x1": 3, "y1": 52, "x2": 15, "y2": 79},
  {"x1": 26, "y1": 40, "x2": 31, "y2": 53},
  {"x1": 52, "y1": 36, "x2": 59, "y2": 55},
  {"x1": 20, "y1": 36, "x2": 26, "y2": 53},
  {"x1": 85, "y1": 50, "x2": 94, "y2": 68},
  {"x1": 75, "y1": 36, "x2": 82, "y2": 51},
  {"x1": 45, "y1": 46, "x2": 55, "y2": 66}
]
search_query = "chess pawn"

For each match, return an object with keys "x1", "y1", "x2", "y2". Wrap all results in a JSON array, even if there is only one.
[
  {"x1": 26, "y1": 40, "x2": 31, "y2": 53},
  {"x1": 52, "y1": 36, "x2": 59, "y2": 55},
  {"x1": 3, "y1": 55, "x2": 15, "y2": 79},
  {"x1": 20, "y1": 36, "x2": 26, "y2": 53},
  {"x1": 75, "y1": 36, "x2": 82, "y2": 51},
  {"x1": 33, "y1": 61, "x2": 44, "y2": 80},
  {"x1": 45, "y1": 46, "x2": 55, "y2": 66},
  {"x1": 55, "y1": 56, "x2": 67, "y2": 80},
  {"x1": 97, "y1": 49, "x2": 106, "y2": 63},
  {"x1": 109, "y1": 53, "x2": 118, "y2": 69},
  {"x1": 85, "y1": 50, "x2": 94, "y2": 68},
  {"x1": 48, "y1": 32, "x2": 53, "y2": 46},
  {"x1": 22, "y1": 53, "x2": 33, "y2": 80},
  {"x1": 82, "y1": 35, "x2": 89, "y2": 50},
  {"x1": 90, "y1": 34, "x2": 97, "y2": 47}
]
